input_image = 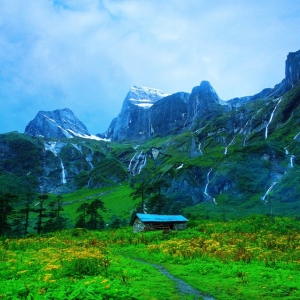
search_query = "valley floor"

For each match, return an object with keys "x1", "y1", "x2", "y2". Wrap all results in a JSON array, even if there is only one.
[{"x1": 0, "y1": 216, "x2": 299, "y2": 299}]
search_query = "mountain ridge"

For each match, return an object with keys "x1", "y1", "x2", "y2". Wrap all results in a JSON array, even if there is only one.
[
  {"x1": 102, "y1": 49, "x2": 300, "y2": 142},
  {"x1": 1, "y1": 49, "x2": 300, "y2": 222}
]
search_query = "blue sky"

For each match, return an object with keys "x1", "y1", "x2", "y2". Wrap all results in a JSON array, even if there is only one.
[{"x1": 0, "y1": 0, "x2": 300, "y2": 135}]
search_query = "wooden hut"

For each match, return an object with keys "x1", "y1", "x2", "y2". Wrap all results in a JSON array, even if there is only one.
[{"x1": 133, "y1": 213, "x2": 188, "y2": 232}]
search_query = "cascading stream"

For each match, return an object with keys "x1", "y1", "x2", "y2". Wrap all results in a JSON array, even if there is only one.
[
  {"x1": 261, "y1": 182, "x2": 277, "y2": 204},
  {"x1": 128, "y1": 150, "x2": 147, "y2": 176},
  {"x1": 44, "y1": 141, "x2": 67, "y2": 185},
  {"x1": 204, "y1": 168, "x2": 217, "y2": 204},
  {"x1": 265, "y1": 98, "x2": 282, "y2": 139},
  {"x1": 224, "y1": 137, "x2": 235, "y2": 155},
  {"x1": 285, "y1": 148, "x2": 295, "y2": 168},
  {"x1": 60, "y1": 161, "x2": 67, "y2": 184}
]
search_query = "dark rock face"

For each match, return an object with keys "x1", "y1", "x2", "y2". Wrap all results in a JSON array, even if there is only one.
[
  {"x1": 285, "y1": 49, "x2": 300, "y2": 90},
  {"x1": 105, "y1": 50, "x2": 300, "y2": 142},
  {"x1": 150, "y1": 92, "x2": 190, "y2": 136},
  {"x1": 187, "y1": 81, "x2": 222, "y2": 116},
  {"x1": 254, "y1": 50, "x2": 300, "y2": 99},
  {"x1": 25, "y1": 108, "x2": 90, "y2": 139},
  {"x1": 104, "y1": 86, "x2": 169, "y2": 141}
]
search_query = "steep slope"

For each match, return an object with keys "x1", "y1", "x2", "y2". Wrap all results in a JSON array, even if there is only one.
[
  {"x1": 0, "y1": 133, "x2": 129, "y2": 195},
  {"x1": 2, "y1": 49, "x2": 300, "y2": 220},
  {"x1": 104, "y1": 86, "x2": 169, "y2": 141},
  {"x1": 25, "y1": 108, "x2": 91, "y2": 139},
  {"x1": 127, "y1": 80, "x2": 300, "y2": 217},
  {"x1": 105, "y1": 50, "x2": 300, "y2": 142}
]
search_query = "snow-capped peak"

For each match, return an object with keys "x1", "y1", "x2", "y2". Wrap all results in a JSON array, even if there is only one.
[{"x1": 127, "y1": 86, "x2": 169, "y2": 108}]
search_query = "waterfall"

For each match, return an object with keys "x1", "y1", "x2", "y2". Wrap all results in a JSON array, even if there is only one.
[
  {"x1": 60, "y1": 160, "x2": 67, "y2": 184},
  {"x1": 224, "y1": 137, "x2": 235, "y2": 155},
  {"x1": 239, "y1": 120, "x2": 250, "y2": 134},
  {"x1": 45, "y1": 141, "x2": 67, "y2": 185},
  {"x1": 265, "y1": 98, "x2": 282, "y2": 139},
  {"x1": 204, "y1": 168, "x2": 217, "y2": 204},
  {"x1": 290, "y1": 155, "x2": 295, "y2": 168},
  {"x1": 198, "y1": 142, "x2": 203, "y2": 155},
  {"x1": 285, "y1": 147, "x2": 295, "y2": 168},
  {"x1": 240, "y1": 109, "x2": 262, "y2": 147},
  {"x1": 128, "y1": 151, "x2": 147, "y2": 176},
  {"x1": 87, "y1": 177, "x2": 92, "y2": 187},
  {"x1": 294, "y1": 132, "x2": 300, "y2": 140},
  {"x1": 86, "y1": 153, "x2": 94, "y2": 170},
  {"x1": 128, "y1": 152, "x2": 137, "y2": 171},
  {"x1": 261, "y1": 182, "x2": 277, "y2": 203},
  {"x1": 138, "y1": 154, "x2": 147, "y2": 174}
]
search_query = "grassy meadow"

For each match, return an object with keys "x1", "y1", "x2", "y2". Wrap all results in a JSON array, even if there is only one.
[{"x1": 1, "y1": 216, "x2": 300, "y2": 299}]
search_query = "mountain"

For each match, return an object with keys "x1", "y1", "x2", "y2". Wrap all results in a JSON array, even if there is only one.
[
  {"x1": 103, "y1": 86, "x2": 169, "y2": 141},
  {"x1": 104, "y1": 50, "x2": 300, "y2": 142},
  {"x1": 25, "y1": 108, "x2": 91, "y2": 139},
  {"x1": 1, "y1": 49, "x2": 300, "y2": 222},
  {"x1": 0, "y1": 132, "x2": 127, "y2": 194}
]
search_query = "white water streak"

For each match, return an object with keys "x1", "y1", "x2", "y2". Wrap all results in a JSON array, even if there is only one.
[
  {"x1": 294, "y1": 132, "x2": 300, "y2": 140},
  {"x1": 290, "y1": 155, "x2": 295, "y2": 168},
  {"x1": 224, "y1": 137, "x2": 235, "y2": 155},
  {"x1": 198, "y1": 142, "x2": 203, "y2": 155},
  {"x1": 138, "y1": 154, "x2": 147, "y2": 174},
  {"x1": 204, "y1": 168, "x2": 217, "y2": 204},
  {"x1": 285, "y1": 148, "x2": 295, "y2": 168},
  {"x1": 61, "y1": 160, "x2": 67, "y2": 184},
  {"x1": 265, "y1": 98, "x2": 282, "y2": 139},
  {"x1": 261, "y1": 182, "x2": 277, "y2": 203},
  {"x1": 128, "y1": 152, "x2": 137, "y2": 170},
  {"x1": 239, "y1": 120, "x2": 250, "y2": 134}
]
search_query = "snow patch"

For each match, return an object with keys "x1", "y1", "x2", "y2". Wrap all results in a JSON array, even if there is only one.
[{"x1": 128, "y1": 86, "x2": 169, "y2": 109}]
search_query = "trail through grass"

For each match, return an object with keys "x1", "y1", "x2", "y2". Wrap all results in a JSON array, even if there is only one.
[{"x1": 1, "y1": 216, "x2": 299, "y2": 299}]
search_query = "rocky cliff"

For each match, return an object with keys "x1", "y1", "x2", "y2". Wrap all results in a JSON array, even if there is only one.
[
  {"x1": 105, "y1": 50, "x2": 300, "y2": 142},
  {"x1": 104, "y1": 86, "x2": 169, "y2": 141},
  {"x1": 25, "y1": 108, "x2": 91, "y2": 139}
]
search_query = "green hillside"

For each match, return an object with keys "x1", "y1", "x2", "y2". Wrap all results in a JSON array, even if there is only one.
[{"x1": 1, "y1": 82, "x2": 300, "y2": 235}]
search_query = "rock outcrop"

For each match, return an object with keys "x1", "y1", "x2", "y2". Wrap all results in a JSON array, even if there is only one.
[
  {"x1": 105, "y1": 50, "x2": 300, "y2": 141},
  {"x1": 104, "y1": 86, "x2": 169, "y2": 141},
  {"x1": 285, "y1": 49, "x2": 300, "y2": 90},
  {"x1": 25, "y1": 108, "x2": 90, "y2": 139}
]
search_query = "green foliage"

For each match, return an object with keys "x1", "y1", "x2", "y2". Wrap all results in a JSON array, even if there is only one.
[
  {"x1": 1, "y1": 216, "x2": 295, "y2": 299},
  {"x1": 75, "y1": 198, "x2": 106, "y2": 230}
]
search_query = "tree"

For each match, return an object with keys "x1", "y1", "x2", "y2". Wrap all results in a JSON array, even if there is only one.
[
  {"x1": 130, "y1": 179, "x2": 171, "y2": 214},
  {"x1": 86, "y1": 199, "x2": 106, "y2": 230},
  {"x1": 0, "y1": 193, "x2": 18, "y2": 236},
  {"x1": 145, "y1": 179, "x2": 170, "y2": 214},
  {"x1": 130, "y1": 181, "x2": 147, "y2": 213},
  {"x1": 19, "y1": 192, "x2": 36, "y2": 236},
  {"x1": 44, "y1": 195, "x2": 68, "y2": 233},
  {"x1": 35, "y1": 194, "x2": 48, "y2": 234},
  {"x1": 75, "y1": 203, "x2": 89, "y2": 228},
  {"x1": 75, "y1": 199, "x2": 106, "y2": 230},
  {"x1": 147, "y1": 193, "x2": 167, "y2": 214}
]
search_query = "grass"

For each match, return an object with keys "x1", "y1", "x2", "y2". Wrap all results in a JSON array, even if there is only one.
[
  {"x1": 1, "y1": 216, "x2": 299, "y2": 299},
  {"x1": 60, "y1": 183, "x2": 134, "y2": 219}
]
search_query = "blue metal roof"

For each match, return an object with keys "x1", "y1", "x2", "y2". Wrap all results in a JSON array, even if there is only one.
[{"x1": 136, "y1": 213, "x2": 188, "y2": 223}]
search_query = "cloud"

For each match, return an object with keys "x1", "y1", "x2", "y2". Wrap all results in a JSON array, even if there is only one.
[{"x1": 0, "y1": 0, "x2": 300, "y2": 134}]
